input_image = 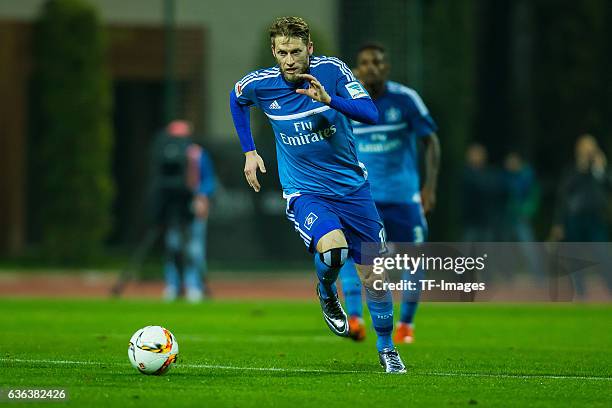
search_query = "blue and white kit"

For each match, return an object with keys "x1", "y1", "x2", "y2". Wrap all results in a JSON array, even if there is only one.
[
  {"x1": 353, "y1": 80, "x2": 437, "y2": 241},
  {"x1": 231, "y1": 56, "x2": 400, "y2": 354},
  {"x1": 230, "y1": 56, "x2": 385, "y2": 263},
  {"x1": 353, "y1": 81, "x2": 437, "y2": 205},
  {"x1": 339, "y1": 81, "x2": 438, "y2": 325}
]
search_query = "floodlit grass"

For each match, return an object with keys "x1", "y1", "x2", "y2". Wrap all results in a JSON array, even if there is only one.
[{"x1": 1, "y1": 299, "x2": 610, "y2": 407}]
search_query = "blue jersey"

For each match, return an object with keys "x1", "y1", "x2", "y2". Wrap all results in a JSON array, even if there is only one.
[
  {"x1": 233, "y1": 56, "x2": 371, "y2": 198},
  {"x1": 352, "y1": 81, "x2": 437, "y2": 204}
]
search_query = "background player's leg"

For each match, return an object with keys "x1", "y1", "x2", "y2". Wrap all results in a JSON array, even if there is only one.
[
  {"x1": 399, "y1": 267, "x2": 423, "y2": 324},
  {"x1": 339, "y1": 258, "x2": 363, "y2": 317},
  {"x1": 382, "y1": 203, "x2": 427, "y2": 342},
  {"x1": 339, "y1": 258, "x2": 366, "y2": 340},
  {"x1": 400, "y1": 221, "x2": 425, "y2": 324}
]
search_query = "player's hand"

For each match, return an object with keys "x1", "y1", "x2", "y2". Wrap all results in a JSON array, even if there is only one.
[
  {"x1": 193, "y1": 195, "x2": 210, "y2": 219},
  {"x1": 593, "y1": 149, "x2": 607, "y2": 176},
  {"x1": 421, "y1": 187, "x2": 436, "y2": 213},
  {"x1": 295, "y1": 74, "x2": 332, "y2": 104},
  {"x1": 244, "y1": 150, "x2": 266, "y2": 192}
]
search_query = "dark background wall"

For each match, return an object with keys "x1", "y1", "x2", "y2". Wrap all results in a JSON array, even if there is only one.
[
  {"x1": 340, "y1": 0, "x2": 612, "y2": 240},
  {"x1": 1, "y1": 0, "x2": 611, "y2": 266}
]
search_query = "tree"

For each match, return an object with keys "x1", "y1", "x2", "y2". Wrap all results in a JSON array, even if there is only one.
[{"x1": 33, "y1": 0, "x2": 114, "y2": 263}]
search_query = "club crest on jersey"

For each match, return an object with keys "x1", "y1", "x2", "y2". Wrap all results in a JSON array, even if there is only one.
[
  {"x1": 345, "y1": 81, "x2": 368, "y2": 99},
  {"x1": 234, "y1": 82, "x2": 243, "y2": 97},
  {"x1": 269, "y1": 100, "x2": 281, "y2": 110},
  {"x1": 385, "y1": 107, "x2": 401, "y2": 122},
  {"x1": 304, "y1": 212, "x2": 318, "y2": 230}
]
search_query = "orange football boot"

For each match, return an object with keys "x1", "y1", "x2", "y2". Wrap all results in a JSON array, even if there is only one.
[
  {"x1": 348, "y1": 316, "x2": 366, "y2": 341},
  {"x1": 393, "y1": 322, "x2": 415, "y2": 344}
]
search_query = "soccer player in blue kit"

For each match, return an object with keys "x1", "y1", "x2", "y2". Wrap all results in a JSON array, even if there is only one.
[
  {"x1": 339, "y1": 43, "x2": 440, "y2": 344},
  {"x1": 229, "y1": 17, "x2": 406, "y2": 373}
]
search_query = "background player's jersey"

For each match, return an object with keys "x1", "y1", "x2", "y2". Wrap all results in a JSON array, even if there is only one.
[
  {"x1": 352, "y1": 81, "x2": 437, "y2": 204},
  {"x1": 233, "y1": 56, "x2": 371, "y2": 198}
]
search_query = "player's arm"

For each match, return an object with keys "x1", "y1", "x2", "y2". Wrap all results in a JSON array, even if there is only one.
[
  {"x1": 593, "y1": 148, "x2": 612, "y2": 190},
  {"x1": 296, "y1": 73, "x2": 378, "y2": 124},
  {"x1": 229, "y1": 87, "x2": 267, "y2": 192},
  {"x1": 404, "y1": 90, "x2": 440, "y2": 213},
  {"x1": 421, "y1": 133, "x2": 440, "y2": 213}
]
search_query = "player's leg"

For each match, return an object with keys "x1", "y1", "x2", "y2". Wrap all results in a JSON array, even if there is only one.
[
  {"x1": 354, "y1": 262, "x2": 405, "y2": 373},
  {"x1": 353, "y1": 263, "x2": 393, "y2": 348},
  {"x1": 398, "y1": 216, "x2": 426, "y2": 342},
  {"x1": 315, "y1": 229, "x2": 348, "y2": 298},
  {"x1": 287, "y1": 195, "x2": 350, "y2": 337},
  {"x1": 338, "y1": 259, "x2": 366, "y2": 340},
  {"x1": 339, "y1": 260, "x2": 362, "y2": 317},
  {"x1": 336, "y1": 184, "x2": 405, "y2": 372},
  {"x1": 396, "y1": 267, "x2": 423, "y2": 343},
  {"x1": 183, "y1": 218, "x2": 206, "y2": 303},
  {"x1": 379, "y1": 202, "x2": 427, "y2": 343},
  {"x1": 163, "y1": 223, "x2": 182, "y2": 301},
  {"x1": 314, "y1": 229, "x2": 351, "y2": 336}
]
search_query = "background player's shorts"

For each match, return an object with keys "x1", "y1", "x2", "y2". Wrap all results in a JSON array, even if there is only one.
[
  {"x1": 286, "y1": 182, "x2": 386, "y2": 264},
  {"x1": 376, "y1": 201, "x2": 428, "y2": 243}
]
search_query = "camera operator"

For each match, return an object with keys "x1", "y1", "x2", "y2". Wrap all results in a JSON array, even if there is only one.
[{"x1": 150, "y1": 120, "x2": 215, "y2": 302}]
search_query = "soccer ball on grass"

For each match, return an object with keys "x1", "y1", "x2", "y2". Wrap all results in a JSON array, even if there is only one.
[{"x1": 128, "y1": 326, "x2": 179, "y2": 375}]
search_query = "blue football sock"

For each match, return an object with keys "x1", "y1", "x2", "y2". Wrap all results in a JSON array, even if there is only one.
[
  {"x1": 339, "y1": 258, "x2": 363, "y2": 317},
  {"x1": 400, "y1": 302, "x2": 419, "y2": 325},
  {"x1": 314, "y1": 253, "x2": 340, "y2": 299},
  {"x1": 400, "y1": 269, "x2": 423, "y2": 324},
  {"x1": 364, "y1": 285, "x2": 394, "y2": 351}
]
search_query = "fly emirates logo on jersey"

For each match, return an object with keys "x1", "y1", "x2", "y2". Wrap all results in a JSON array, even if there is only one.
[{"x1": 279, "y1": 121, "x2": 337, "y2": 147}]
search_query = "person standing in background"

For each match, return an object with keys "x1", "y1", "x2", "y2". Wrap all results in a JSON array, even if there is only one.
[
  {"x1": 151, "y1": 120, "x2": 215, "y2": 303},
  {"x1": 462, "y1": 143, "x2": 504, "y2": 242},
  {"x1": 550, "y1": 134, "x2": 612, "y2": 297},
  {"x1": 501, "y1": 151, "x2": 545, "y2": 284}
]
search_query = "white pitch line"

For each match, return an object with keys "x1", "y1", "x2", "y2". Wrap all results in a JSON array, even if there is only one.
[
  {"x1": 0, "y1": 358, "x2": 368, "y2": 375},
  {"x1": 424, "y1": 371, "x2": 612, "y2": 381},
  {"x1": 184, "y1": 363, "x2": 366, "y2": 374},
  {"x1": 1, "y1": 358, "x2": 611, "y2": 381}
]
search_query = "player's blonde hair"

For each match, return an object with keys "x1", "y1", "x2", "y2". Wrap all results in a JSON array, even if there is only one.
[{"x1": 269, "y1": 16, "x2": 310, "y2": 46}]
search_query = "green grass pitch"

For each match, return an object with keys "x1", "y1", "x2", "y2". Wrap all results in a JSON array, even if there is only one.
[{"x1": 1, "y1": 299, "x2": 610, "y2": 407}]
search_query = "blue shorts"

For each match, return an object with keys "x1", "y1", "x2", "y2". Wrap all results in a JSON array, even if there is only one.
[
  {"x1": 376, "y1": 201, "x2": 428, "y2": 243},
  {"x1": 286, "y1": 182, "x2": 385, "y2": 264}
]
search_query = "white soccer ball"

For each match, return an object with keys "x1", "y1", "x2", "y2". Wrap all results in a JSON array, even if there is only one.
[{"x1": 128, "y1": 326, "x2": 179, "y2": 375}]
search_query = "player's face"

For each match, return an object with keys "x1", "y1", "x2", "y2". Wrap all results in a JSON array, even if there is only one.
[
  {"x1": 575, "y1": 135, "x2": 598, "y2": 168},
  {"x1": 466, "y1": 145, "x2": 487, "y2": 168},
  {"x1": 272, "y1": 36, "x2": 313, "y2": 82},
  {"x1": 356, "y1": 49, "x2": 388, "y2": 87}
]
